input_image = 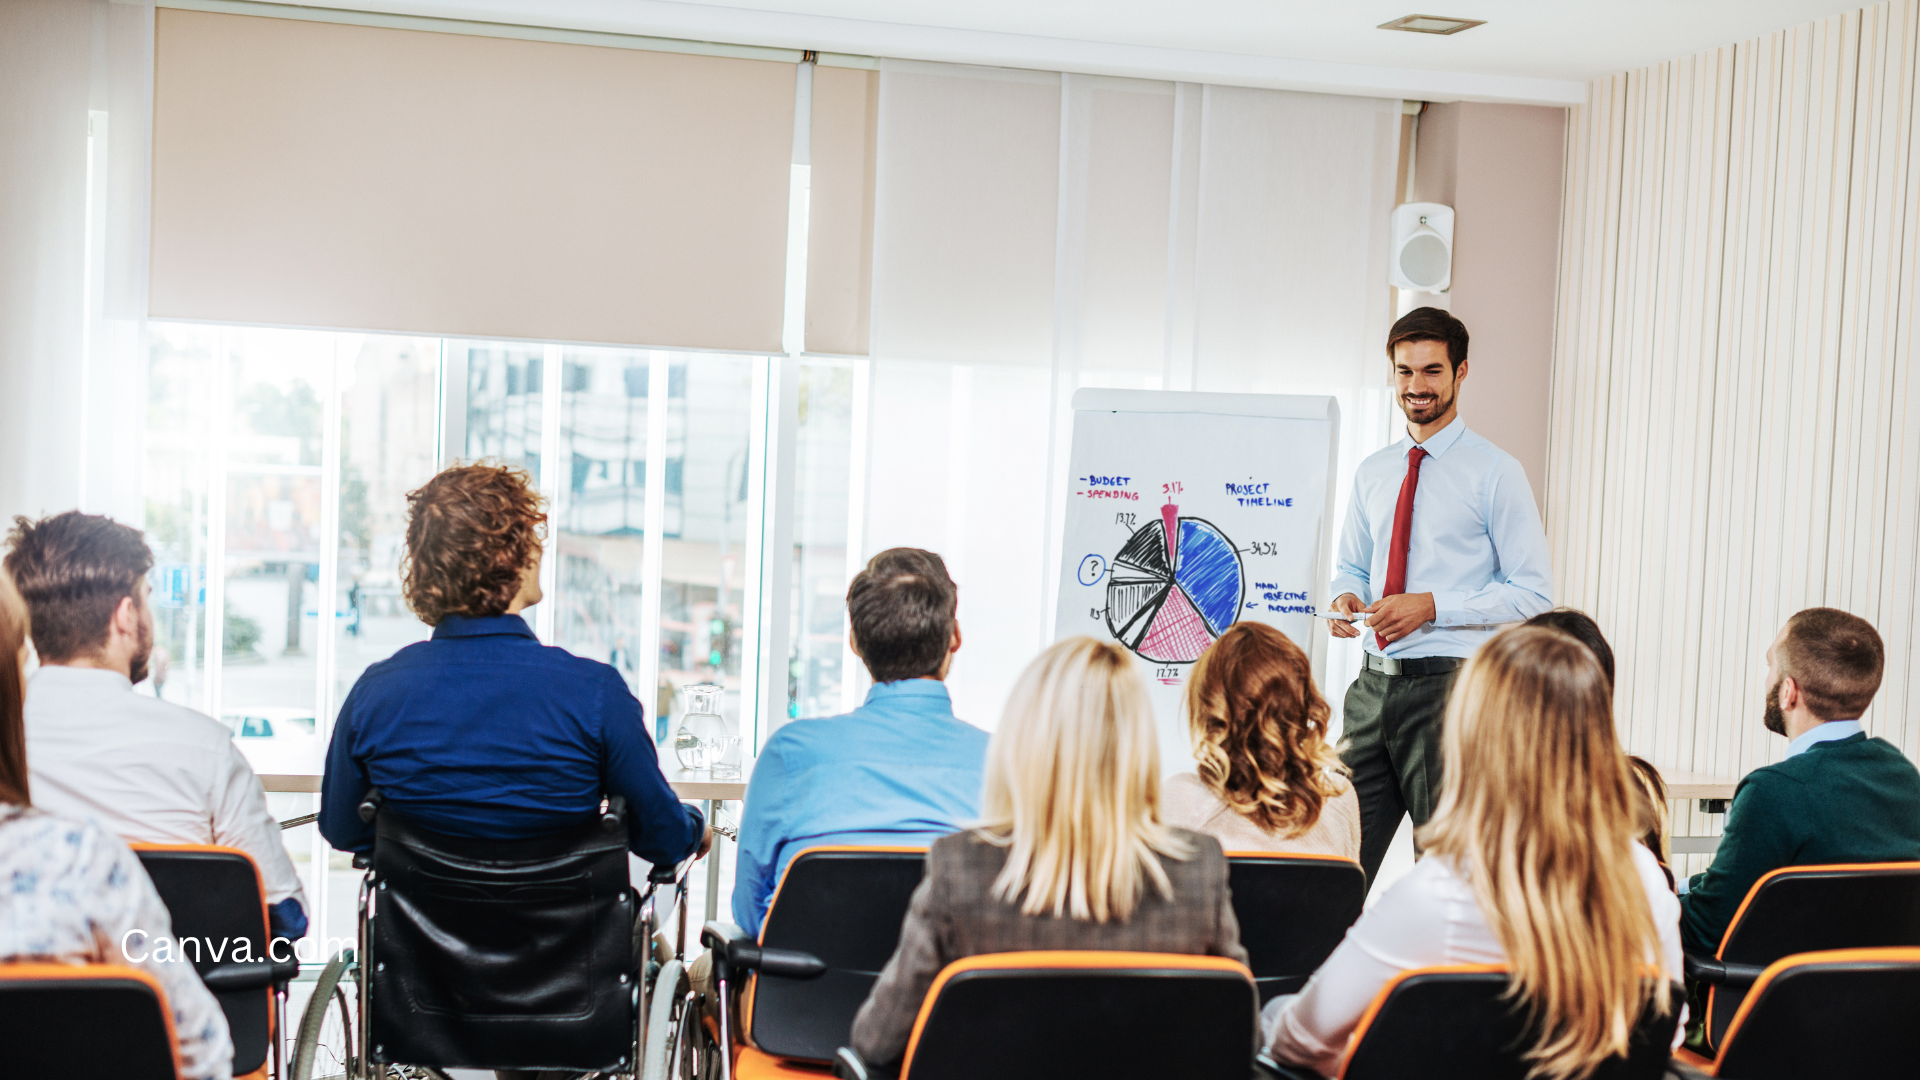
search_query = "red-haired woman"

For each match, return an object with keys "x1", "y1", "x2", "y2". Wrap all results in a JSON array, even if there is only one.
[
  {"x1": 319, "y1": 463, "x2": 707, "y2": 866},
  {"x1": 1164, "y1": 622, "x2": 1360, "y2": 858}
]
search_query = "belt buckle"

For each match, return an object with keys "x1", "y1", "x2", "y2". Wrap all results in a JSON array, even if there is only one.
[{"x1": 1371, "y1": 654, "x2": 1402, "y2": 676}]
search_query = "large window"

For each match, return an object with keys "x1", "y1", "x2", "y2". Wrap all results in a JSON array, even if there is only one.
[{"x1": 142, "y1": 322, "x2": 854, "y2": 954}]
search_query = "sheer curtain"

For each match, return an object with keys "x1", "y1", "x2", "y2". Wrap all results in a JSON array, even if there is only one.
[
  {"x1": 857, "y1": 60, "x2": 1401, "y2": 751},
  {"x1": 0, "y1": 0, "x2": 153, "y2": 527}
]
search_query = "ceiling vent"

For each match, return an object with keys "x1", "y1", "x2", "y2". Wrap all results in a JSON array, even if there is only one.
[{"x1": 1378, "y1": 15, "x2": 1486, "y2": 35}]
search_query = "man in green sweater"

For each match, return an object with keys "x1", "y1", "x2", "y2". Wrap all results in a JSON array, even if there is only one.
[{"x1": 1679, "y1": 607, "x2": 1920, "y2": 954}]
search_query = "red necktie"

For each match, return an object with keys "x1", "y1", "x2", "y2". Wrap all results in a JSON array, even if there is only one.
[{"x1": 1378, "y1": 445, "x2": 1429, "y2": 650}]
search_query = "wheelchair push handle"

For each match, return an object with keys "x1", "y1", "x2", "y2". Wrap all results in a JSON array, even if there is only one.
[
  {"x1": 356, "y1": 788, "x2": 385, "y2": 824},
  {"x1": 600, "y1": 795, "x2": 628, "y2": 833}
]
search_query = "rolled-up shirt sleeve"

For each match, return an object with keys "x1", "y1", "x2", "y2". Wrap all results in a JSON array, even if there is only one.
[
  {"x1": 1429, "y1": 457, "x2": 1552, "y2": 628},
  {"x1": 598, "y1": 674, "x2": 705, "y2": 866}
]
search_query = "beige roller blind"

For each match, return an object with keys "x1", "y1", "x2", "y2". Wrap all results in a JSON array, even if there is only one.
[
  {"x1": 151, "y1": 9, "x2": 795, "y2": 351},
  {"x1": 805, "y1": 65, "x2": 878, "y2": 356}
]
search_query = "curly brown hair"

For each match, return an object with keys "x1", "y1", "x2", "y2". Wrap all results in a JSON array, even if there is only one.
[
  {"x1": 1184, "y1": 621, "x2": 1346, "y2": 837},
  {"x1": 402, "y1": 463, "x2": 547, "y2": 626}
]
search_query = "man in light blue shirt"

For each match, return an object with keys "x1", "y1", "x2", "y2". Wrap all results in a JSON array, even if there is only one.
[
  {"x1": 1327, "y1": 308, "x2": 1553, "y2": 887},
  {"x1": 732, "y1": 547, "x2": 988, "y2": 936}
]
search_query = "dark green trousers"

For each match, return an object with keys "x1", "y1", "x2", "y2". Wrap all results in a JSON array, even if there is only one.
[{"x1": 1339, "y1": 666, "x2": 1459, "y2": 891}]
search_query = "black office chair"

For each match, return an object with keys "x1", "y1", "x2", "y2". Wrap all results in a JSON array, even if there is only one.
[
  {"x1": 356, "y1": 791, "x2": 643, "y2": 1073},
  {"x1": 1677, "y1": 947, "x2": 1920, "y2": 1077},
  {"x1": 1260, "y1": 965, "x2": 1681, "y2": 1080},
  {"x1": 0, "y1": 963, "x2": 183, "y2": 1080},
  {"x1": 1681, "y1": 861, "x2": 1920, "y2": 1052},
  {"x1": 133, "y1": 844, "x2": 300, "y2": 1080},
  {"x1": 833, "y1": 951, "x2": 1260, "y2": 1080},
  {"x1": 1226, "y1": 851, "x2": 1367, "y2": 1002},
  {"x1": 700, "y1": 846, "x2": 926, "y2": 1079}
]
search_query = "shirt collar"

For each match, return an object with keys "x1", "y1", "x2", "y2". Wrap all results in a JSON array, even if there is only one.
[
  {"x1": 28, "y1": 664, "x2": 134, "y2": 692},
  {"x1": 1408, "y1": 415, "x2": 1469, "y2": 458},
  {"x1": 1785, "y1": 719, "x2": 1863, "y2": 758},
  {"x1": 864, "y1": 679, "x2": 953, "y2": 705},
  {"x1": 430, "y1": 613, "x2": 538, "y2": 641}
]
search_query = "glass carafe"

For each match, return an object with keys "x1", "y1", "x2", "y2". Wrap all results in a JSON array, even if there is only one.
[{"x1": 672, "y1": 682, "x2": 741, "y2": 777}]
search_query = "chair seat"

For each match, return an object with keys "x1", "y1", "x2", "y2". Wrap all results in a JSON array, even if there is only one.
[{"x1": 736, "y1": 1046, "x2": 834, "y2": 1079}]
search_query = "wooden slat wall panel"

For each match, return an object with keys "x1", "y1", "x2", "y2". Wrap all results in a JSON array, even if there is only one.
[{"x1": 1553, "y1": 2, "x2": 1920, "y2": 876}]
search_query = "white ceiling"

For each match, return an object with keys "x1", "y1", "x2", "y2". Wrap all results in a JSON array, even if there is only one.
[{"x1": 297, "y1": 0, "x2": 1874, "y2": 103}]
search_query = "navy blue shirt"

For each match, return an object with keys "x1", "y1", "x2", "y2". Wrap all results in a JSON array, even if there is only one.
[{"x1": 320, "y1": 614, "x2": 704, "y2": 866}]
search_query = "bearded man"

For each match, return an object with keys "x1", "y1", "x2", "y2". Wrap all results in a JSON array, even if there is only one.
[
  {"x1": 1326, "y1": 306, "x2": 1555, "y2": 890},
  {"x1": 6, "y1": 511, "x2": 309, "y2": 939},
  {"x1": 1677, "y1": 608, "x2": 1920, "y2": 953}
]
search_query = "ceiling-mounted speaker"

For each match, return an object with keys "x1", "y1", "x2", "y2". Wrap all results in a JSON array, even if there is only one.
[{"x1": 1388, "y1": 202, "x2": 1454, "y2": 292}]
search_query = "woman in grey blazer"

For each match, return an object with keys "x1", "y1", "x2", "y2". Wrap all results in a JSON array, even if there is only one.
[{"x1": 849, "y1": 637, "x2": 1249, "y2": 1069}]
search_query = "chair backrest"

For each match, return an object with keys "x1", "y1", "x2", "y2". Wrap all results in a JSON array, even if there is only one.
[
  {"x1": 748, "y1": 846, "x2": 927, "y2": 1063},
  {"x1": 0, "y1": 963, "x2": 182, "y2": 1080},
  {"x1": 1225, "y1": 852, "x2": 1367, "y2": 1002},
  {"x1": 1708, "y1": 862, "x2": 1920, "y2": 1049},
  {"x1": 367, "y1": 805, "x2": 635, "y2": 1071},
  {"x1": 1339, "y1": 966, "x2": 1681, "y2": 1080},
  {"x1": 897, "y1": 951, "x2": 1258, "y2": 1080},
  {"x1": 132, "y1": 844, "x2": 274, "y2": 1076},
  {"x1": 1711, "y1": 947, "x2": 1920, "y2": 1079}
]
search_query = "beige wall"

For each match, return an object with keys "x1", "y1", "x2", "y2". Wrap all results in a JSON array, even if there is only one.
[{"x1": 1410, "y1": 102, "x2": 1567, "y2": 509}]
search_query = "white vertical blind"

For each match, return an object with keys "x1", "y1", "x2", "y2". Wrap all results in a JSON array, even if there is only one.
[
  {"x1": 859, "y1": 61, "x2": 1401, "y2": 738},
  {"x1": 1551, "y1": 1, "x2": 1920, "y2": 872}
]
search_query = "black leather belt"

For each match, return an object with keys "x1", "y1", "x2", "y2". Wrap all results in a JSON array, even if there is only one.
[{"x1": 1364, "y1": 653, "x2": 1465, "y2": 677}]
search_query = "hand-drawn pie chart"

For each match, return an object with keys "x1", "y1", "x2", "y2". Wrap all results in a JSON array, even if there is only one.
[{"x1": 1106, "y1": 503, "x2": 1244, "y2": 664}]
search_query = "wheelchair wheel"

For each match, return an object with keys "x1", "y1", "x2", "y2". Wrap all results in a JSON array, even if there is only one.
[
  {"x1": 291, "y1": 950, "x2": 358, "y2": 1080},
  {"x1": 640, "y1": 957, "x2": 686, "y2": 1080}
]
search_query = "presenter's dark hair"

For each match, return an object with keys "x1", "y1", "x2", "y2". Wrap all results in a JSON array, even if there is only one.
[
  {"x1": 402, "y1": 462, "x2": 547, "y2": 626},
  {"x1": 847, "y1": 547, "x2": 957, "y2": 683},
  {"x1": 3, "y1": 511, "x2": 153, "y2": 663},
  {"x1": 1386, "y1": 306, "x2": 1469, "y2": 372},
  {"x1": 1525, "y1": 608, "x2": 1615, "y2": 687},
  {"x1": 1779, "y1": 607, "x2": 1884, "y2": 720}
]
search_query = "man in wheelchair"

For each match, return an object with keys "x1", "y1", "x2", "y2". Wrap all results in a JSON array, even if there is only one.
[{"x1": 316, "y1": 463, "x2": 710, "y2": 1078}]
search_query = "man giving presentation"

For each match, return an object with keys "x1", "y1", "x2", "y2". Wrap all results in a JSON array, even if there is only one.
[{"x1": 1328, "y1": 307, "x2": 1553, "y2": 888}]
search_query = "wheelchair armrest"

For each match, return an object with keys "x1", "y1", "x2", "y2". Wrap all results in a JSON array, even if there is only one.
[
  {"x1": 648, "y1": 859, "x2": 683, "y2": 885},
  {"x1": 200, "y1": 956, "x2": 297, "y2": 994},
  {"x1": 701, "y1": 920, "x2": 827, "y2": 980},
  {"x1": 1253, "y1": 1052, "x2": 1320, "y2": 1080},
  {"x1": 834, "y1": 1047, "x2": 898, "y2": 1080},
  {"x1": 1683, "y1": 952, "x2": 1766, "y2": 987},
  {"x1": 351, "y1": 851, "x2": 371, "y2": 870}
]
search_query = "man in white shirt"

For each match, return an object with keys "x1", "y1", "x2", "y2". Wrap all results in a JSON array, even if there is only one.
[
  {"x1": 6, "y1": 511, "x2": 309, "y2": 938},
  {"x1": 1327, "y1": 308, "x2": 1554, "y2": 889}
]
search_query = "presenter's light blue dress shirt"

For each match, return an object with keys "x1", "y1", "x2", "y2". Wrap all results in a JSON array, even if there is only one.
[
  {"x1": 1331, "y1": 418, "x2": 1553, "y2": 659},
  {"x1": 732, "y1": 680, "x2": 989, "y2": 937}
]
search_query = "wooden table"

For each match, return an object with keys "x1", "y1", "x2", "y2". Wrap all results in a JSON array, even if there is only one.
[
  {"x1": 262, "y1": 767, "x2": 751, "y2": 920},
  {"x1": 1662, "y1": 770, "x2": 1738, "y2": 855}
]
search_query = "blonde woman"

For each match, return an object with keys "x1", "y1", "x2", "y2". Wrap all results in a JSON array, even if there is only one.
[
  {"x1": 848, "y1": 637, "x2": 1248, "y2": 1069},
  {"x1": 1265, "y1": 626, "x2": 1682, "y2": 1079},
  {"x1": 1165, "y1": 622, "x2": 1360, "y2": 857}
]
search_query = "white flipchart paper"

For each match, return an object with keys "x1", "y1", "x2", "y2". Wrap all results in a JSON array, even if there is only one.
[{"x1": 1054, "y1": 389, "x2": 1340, "y2": 775}]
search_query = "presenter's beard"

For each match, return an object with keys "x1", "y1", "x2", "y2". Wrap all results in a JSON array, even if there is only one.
[
  {"x1": 1399, "y1": 384, "x2": 1455, "y2": 425},
  {"x1": 1762, "y1": 680, "x2": 1788, "y2": 736},
  {"x1": 128, "y1": 617, "x2": 153, "y2": 687}
]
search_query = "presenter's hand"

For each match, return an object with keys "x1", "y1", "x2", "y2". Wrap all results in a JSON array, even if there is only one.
[
  {"x1": 1365, "y1": 592, "x2": 1436, "y2": 645},
  {"x1": 696, "y1": 826, "x2": 715, "y2": 859},
  {"x1": 1328, "y1": 593, "x2": 1363, "y2": 638}
]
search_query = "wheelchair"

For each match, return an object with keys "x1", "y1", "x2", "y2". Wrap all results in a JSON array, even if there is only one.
[{"x1": 288, "y1": 790, "x2": 706, "y2": 1080}]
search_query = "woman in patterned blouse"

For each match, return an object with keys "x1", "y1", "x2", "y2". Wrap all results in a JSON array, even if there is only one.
[{"x1": 0, "y1": 569, "x2": 233, "y2": 1079}]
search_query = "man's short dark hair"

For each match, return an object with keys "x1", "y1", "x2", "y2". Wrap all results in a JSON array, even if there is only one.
[
  {"x1": 1779, "y1": 607, "x2": 1884, "y2": 720},
  {"x1": 4, "y1": 512, "x2": 154, "y2": 662},
  {"x1": 1525, "y1": 608, "x2": 1615, "y2": 688},
  {"x1": 1386, "y1": 306, "x2": 1469, "y2": 372},
  {"x1": 847, "y1": 548, "x2": 957, "y2": 683}
]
